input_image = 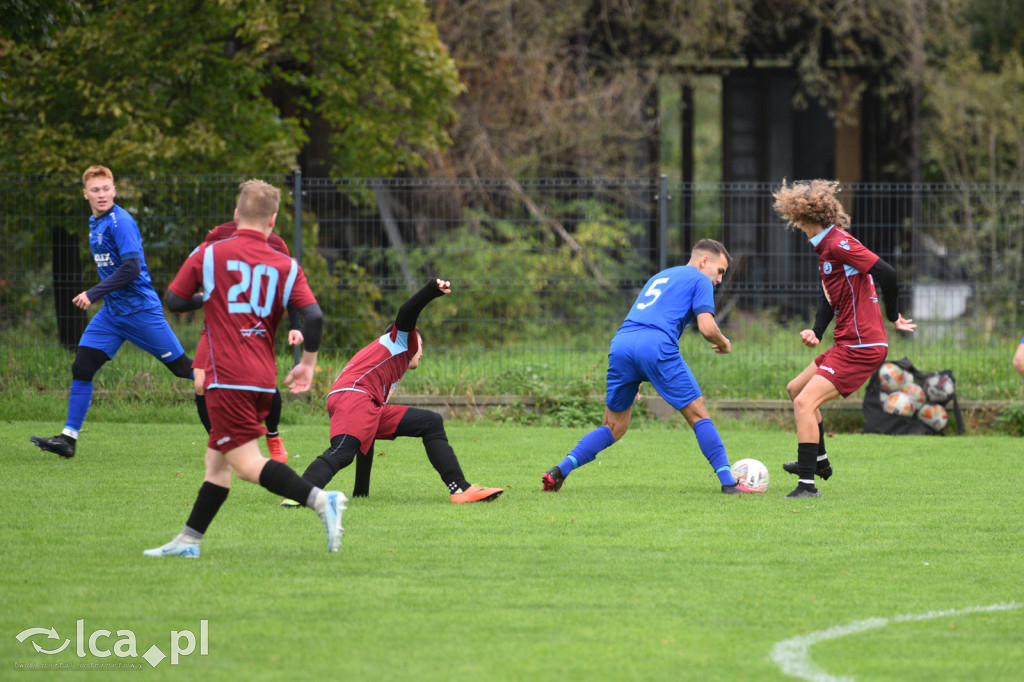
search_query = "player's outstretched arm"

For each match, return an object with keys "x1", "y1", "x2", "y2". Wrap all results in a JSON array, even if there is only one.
[
  {"x1": 394, "y1": 278, "x2": 451, "y2": 333},
  {"x1": 696, "y1": 312, "x2": 731, "y2": 354}
]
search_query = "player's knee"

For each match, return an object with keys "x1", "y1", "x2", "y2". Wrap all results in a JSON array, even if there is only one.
[
  {"x1": 71, "y1": 347, "x2": 108, "y2": 381},
  {"x1": 165, "y1": 354, "x2": 194, "y2": 379},
  {"x1": 785, "y1": 380, "x2": 801, "y2": 401},
  {"x1": 792, "y1": 393, "x2": 816, "y2": 416},
  {"x1": 321, "y1": 435, "x2": 360, "y2": 471},
  {"x1": 421, "y1": 410, "x2": 446, "y2": 439}
]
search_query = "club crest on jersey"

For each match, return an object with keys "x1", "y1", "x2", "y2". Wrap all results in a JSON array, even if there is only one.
[
  {"x1": 240, "y1": 321, "x2": 267, "y2": 338},
  {"x1": 822, "y1": 262, "x2": 833, "y2": 275}
]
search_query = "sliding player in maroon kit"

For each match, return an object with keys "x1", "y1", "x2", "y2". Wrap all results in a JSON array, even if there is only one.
[
  {"x1": 144, "y1": 179, "x2": 346, "y2": 557},
  {"x1": 284, "y1": 278, "x2": 503, "y2": 505},
  {"x1": 773, "y1": 179, "x2": 916, "y2": 498},
  {"x1": 192, "y1": 219, "x2": 303, "y2": 463}
]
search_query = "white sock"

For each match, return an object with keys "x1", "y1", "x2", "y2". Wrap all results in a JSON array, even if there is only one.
[{"x1": 309, "y1": 488, "x2": 327, "y2": 513}]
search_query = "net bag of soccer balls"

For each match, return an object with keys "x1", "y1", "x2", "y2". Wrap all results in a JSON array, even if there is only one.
[{"x1": 862, "y1": 357, "x2": 962, "y2": 435}]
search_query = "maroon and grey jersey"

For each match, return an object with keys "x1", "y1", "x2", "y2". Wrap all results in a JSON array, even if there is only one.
[
  {"x1": 204, "y1": 220, "x2": 290, "y2": 256},
  {"x1": 811, "y1": 225, "x2": 886, "y2": 348},
  {"x1": 169, "y1": 229, "x2": 316, "y2": 392},
  {"x1": 327, "y1": 327, "x2": 421, "y2": 406}
]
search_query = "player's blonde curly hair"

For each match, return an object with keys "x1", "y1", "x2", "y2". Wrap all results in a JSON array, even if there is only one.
[{"x1": 772, "y1": 179, "x2": 850, "y2": 231}]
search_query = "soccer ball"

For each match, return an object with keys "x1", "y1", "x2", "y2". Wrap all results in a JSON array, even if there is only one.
[
  {"x1": 917, "y1": 403, "x2": 948, "y2": 431},
  {"x1": 924, "y1": 374, "x2": 955, "y2": 403},
  {"x1": 901, "y1": 383, "x2": 926, "y2": 410},
  {"x1": 731, "y1": 458, "x2": 769, "y2": 493},
  {"x1": 883, "y1": 391, "x2": 916, "y2": 417},
  {"x1": 878, "y1": 362, "x2": 908, "y2": 393}
]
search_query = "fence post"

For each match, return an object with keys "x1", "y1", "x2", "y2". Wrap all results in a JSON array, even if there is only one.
[
  {"x1": 292, "y1": 169, "x2": 303, "y2": 368},
  {"x1": 659, "y1": 174, "x2": 668, "y2": 272}
]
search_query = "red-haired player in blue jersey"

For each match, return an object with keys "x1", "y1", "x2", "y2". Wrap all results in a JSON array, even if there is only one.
[
  {"x1": 773, "y1": 179, "x2": 917, "y2": 499},
  {"x1": 144, "y1": 179, "x2": 347, "y2": 557},
  {"x1": 31, "y1": 165, "x2": 194, "y2": 459}
]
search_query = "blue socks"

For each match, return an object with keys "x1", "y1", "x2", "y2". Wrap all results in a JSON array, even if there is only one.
[
  {"x1": 65, "y1": 379, "x2": 93, "y2": 434},
  {"x1": 557, "y1": 425, "x2": 615, "y2": 477},
  {"x1": 555, "y1": 420, "x2": 734, "y2": 485},
  {"x1": 693, "y1": 418, "x2": 736, "y2": 485}
]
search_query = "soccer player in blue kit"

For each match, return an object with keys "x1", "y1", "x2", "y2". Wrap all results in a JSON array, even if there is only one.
[
  {"x1": 542, "y1": 239, "x2": 758, "y2": 494},
  {"x1": 31, "y1": 166, "x2": 193, "y2": 458}
]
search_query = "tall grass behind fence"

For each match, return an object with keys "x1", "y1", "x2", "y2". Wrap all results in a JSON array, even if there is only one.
[{"x1": 2, "y1": 176, "x2": 1022, "y2": 401}]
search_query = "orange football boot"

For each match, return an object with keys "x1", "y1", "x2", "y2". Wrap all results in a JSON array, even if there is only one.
[
  {"x1": 451, "y1": 485, "x2": 504, "y2": 503},
  {"x1": 266, "y1": 435, "x2": 289, "y2": 464}
]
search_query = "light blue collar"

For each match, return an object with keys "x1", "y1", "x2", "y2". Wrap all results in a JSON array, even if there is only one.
[{"x1": 809, "y1": 224, "x2": 835, "y2": 247}]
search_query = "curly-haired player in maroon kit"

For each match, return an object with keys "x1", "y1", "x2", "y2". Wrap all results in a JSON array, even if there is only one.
[{"x1": 773, "y1": 180, "x2": 917, "y2": 499}]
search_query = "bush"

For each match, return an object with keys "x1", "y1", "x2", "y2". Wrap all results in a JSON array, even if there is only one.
[{"x1": 993, "y1": 402, "x2": 1024, "y2": 436}]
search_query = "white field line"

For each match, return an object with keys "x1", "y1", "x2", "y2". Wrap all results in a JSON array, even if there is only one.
[{"x1": 770, "y1": 601, "x2": 1021, "y2": 682}]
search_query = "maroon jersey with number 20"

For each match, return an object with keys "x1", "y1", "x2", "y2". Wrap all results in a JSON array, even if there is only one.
[{"x1": 169, "y1": 229, "x2": 317, "y2": 393}]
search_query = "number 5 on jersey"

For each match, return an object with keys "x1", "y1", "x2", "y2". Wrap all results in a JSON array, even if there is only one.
[{"x1": 637, "y1": 277, "x2": 669, "y2": 310}]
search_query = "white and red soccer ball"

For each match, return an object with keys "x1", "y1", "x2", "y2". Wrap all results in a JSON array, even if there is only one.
[
  {"x1": 878, "y1": 362, "x2": 908, "y2": 393},
  {"x1": 901, "y1": 383, "x2": 926, "y2": 411},
  {"x1": 730, "y1": 458, "x2": 769, "y2": 493},
  {"x1": 883, "y1": 391, "x2": 916, "y2": 417},
  {"x1": 917, "y1": 403, "x2": 949, "y2": 431}
]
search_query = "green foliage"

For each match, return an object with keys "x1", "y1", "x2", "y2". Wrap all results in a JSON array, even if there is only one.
[
  {"x1": 924, "y1": 49, "x2": 1024, "y2": 184},
  {"x1": 389, "y1": 199, "x2": 646, "y2": 347},
  {"x1": 298, "y1": 0, "x2": 465, "y2": 177},
  {"x1": 0, "y1": 0, "x2": 461, "y2": 177},
  {"x1": 0, "y1": 0, "x2": 82, "y2": 45},
  {"x1": 993, "y1": 401, "x2": 1024, "y2": 436}
]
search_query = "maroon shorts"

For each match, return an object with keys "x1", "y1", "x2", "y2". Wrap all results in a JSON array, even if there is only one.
[
  {"x1": 327, "y1": 391, "x2": 410, "y2": 454},
  {"x1": 814, "y1": 345, "x2": 888, "y2": 397},
  {"x1": 205, "y1": 388, "x2": 272, "y2": 452},
  {"x1": 192, "y1": 329, "x2": 210, "y2": 371}
]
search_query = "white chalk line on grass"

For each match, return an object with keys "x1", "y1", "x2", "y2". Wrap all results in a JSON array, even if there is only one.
[{"x1": 770, "y1": 601, "x2": 1021, "y2": 682}]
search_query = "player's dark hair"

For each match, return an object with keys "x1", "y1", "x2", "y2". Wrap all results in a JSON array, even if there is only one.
[
  {"x1": 691, "y1": 238, "x2": 731, "y2": 265},
  {"x1": 383, "y1": 322, "x2": 424, "y2": 344}
]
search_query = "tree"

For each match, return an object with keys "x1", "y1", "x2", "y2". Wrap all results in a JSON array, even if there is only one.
[
  {"x1": 0, "y1": 0, "x2": 461, "y2": 177},
  {"x1": 0, "y1": 0, "x2": 82, "y2": 45}
]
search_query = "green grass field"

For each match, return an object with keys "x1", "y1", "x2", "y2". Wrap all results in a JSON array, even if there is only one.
[{"x1": 2, "y1": 420, "x2": 1022, "y2": 680}]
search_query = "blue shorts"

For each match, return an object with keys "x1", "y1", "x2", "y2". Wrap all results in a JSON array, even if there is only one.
[
  {"x1": 605, "y1": 328, "x2": 701, "y2": 412},
  {"x1": 78, "y1": 305, "x2": 186, "y2": 363}
]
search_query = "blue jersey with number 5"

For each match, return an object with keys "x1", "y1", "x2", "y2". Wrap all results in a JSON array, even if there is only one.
[{"x1": 618, "y1": 265, "x2": 716, "y2": 341}]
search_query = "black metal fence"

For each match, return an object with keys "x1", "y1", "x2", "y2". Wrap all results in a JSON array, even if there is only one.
[{"x1": 2, "y1": 175, "x2": 1022, "y2": 399}]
